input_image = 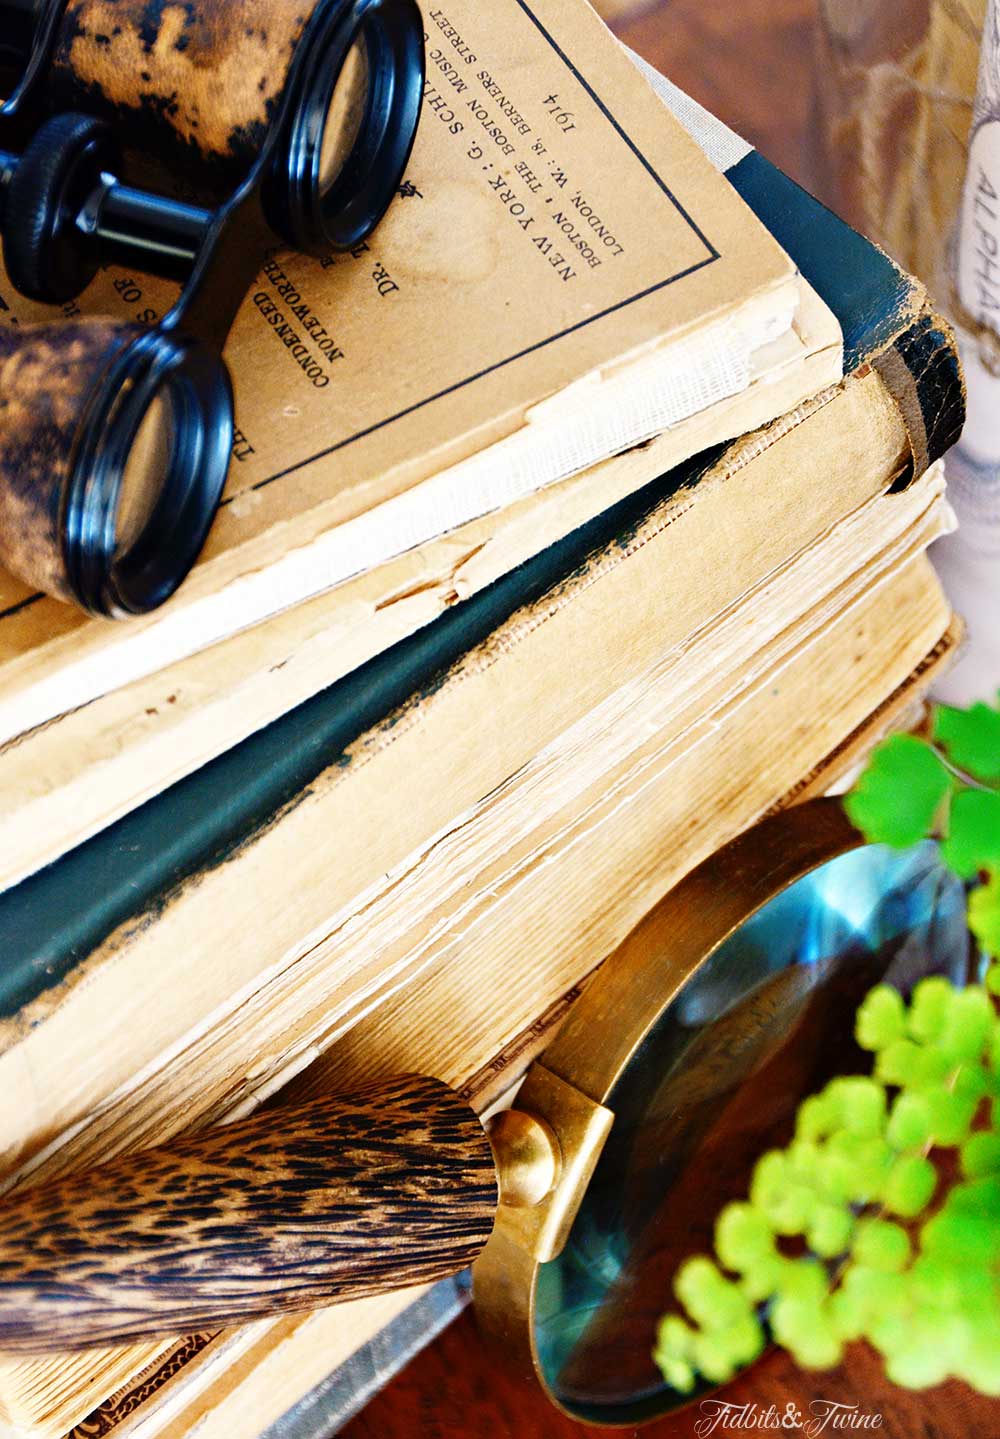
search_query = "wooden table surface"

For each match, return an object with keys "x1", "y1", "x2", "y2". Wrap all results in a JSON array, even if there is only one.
[{"x1": 343, "y1": 4, "x2": 998, "y2": 1436}]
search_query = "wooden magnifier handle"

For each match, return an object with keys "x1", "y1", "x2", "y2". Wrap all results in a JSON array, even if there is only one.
[{"x1": 0, "y1": 1075, "x2": 498, "y2": 1354}]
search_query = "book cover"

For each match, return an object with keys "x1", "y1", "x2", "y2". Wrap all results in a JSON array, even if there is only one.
[
  {"x1": 0, "y1": 0, "x2": 844, "y2": 744},
  {"x1": 0, "y1": 72, "x2": 964, "y2": 1024}
]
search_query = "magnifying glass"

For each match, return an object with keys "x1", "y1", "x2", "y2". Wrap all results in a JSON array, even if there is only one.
[
  {"x1": 474, "y1": 797, "x2": 971, "y2": 1422},
  {"x1": 0, "y1": 800, "x2": 973, "y2": 1418}
]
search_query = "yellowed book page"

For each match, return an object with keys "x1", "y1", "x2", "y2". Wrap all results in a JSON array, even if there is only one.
[
  {"x1": 0, "y1": 1341, "x2": 170, "y2": 1437},
  {"x1": 298, "y1": 556, "x2": 953, "y2": 1100},
  {"x1": 0, "y1": 0, "x2": 841, "y2": 742},
  {"x1": 0, "y1": 468, "x2": 949, "y2": 1200},
  {"x1": 0, "y1": 358, "x2": 879, "y2": 897},
  {"x1": 133, "y1": 1291, "x2": 425, "y2": 1439},
  {"x1": 22, "y1": 572, "x2": 953, "y2": 1439},
  {"x1": 0, "y1": 400, "x2": 917, "y2": 1184},
  {"x1": 236, "y1": 511, "x2": 953, "y2": 1110}
]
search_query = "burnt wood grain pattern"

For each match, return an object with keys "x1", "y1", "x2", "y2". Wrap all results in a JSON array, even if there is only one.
[
  {"x1": 0, "y1": 318, "x2": 138, "y2": 601},
  {"x1": 0, "y1": 1074, "x2": 498, "y2": 1355},
  {"x1": 49, "y1": 0, "x2": 313, "y2": 185}
]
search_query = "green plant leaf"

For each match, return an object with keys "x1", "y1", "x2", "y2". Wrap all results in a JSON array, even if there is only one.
[
  {"x1": 844, "y1": 734, "x2": 952, "y2": 847},
  {"x1": 855, "y1": 985, "x2": 906, "y2": 1051},
  {"x1": 969, "y1": 873, "x2": 1000, "y2": 960},
  {"x1": 655, "y1": 711, "x2": 1000, "y2": 1402},
  {"x1": 933, "y1": 700, "x2": 1000, "y2": 782},
  {"x1": 941, "y1": 789, "x2": 1000, "y2": 879},
  {"x1": 852, "y1": 1219, "x2": 910, "y2": 1273}
]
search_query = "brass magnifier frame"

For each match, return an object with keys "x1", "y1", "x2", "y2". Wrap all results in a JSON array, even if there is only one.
[{"x1": 473, "y1": 796, "x2": 869, "y2": 1419}]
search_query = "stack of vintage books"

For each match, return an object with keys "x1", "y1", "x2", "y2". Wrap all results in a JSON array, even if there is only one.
[{"x1": 0, "y1": 2, "x2": 964, "y2": 1436}]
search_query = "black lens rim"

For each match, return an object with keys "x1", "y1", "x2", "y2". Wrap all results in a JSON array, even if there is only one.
[
  {"x1": 267, "y1": 0, "x2": 424, "y2": 253},
  {"x1": 62, "y1": 327, "x2": 233, "y2": 617}
]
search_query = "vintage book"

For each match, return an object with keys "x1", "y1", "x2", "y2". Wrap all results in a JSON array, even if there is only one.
[
  {"x1": 4, "y1": 585, "x2": 957, "y2": 1439},
  {"x1": 0, "y1": 0, "x2": 845, "y2": 746},
  {"x1": 0, "y1": 49, "x2": 965, "y2": 1439},
  {"x1": 0, "y1": 73, "x2": 963, "y2": 1172},
  {"x1": 0, "y1": 447, "x2": 953, "y2": 1170},
  {"x1": 0, "y1": 341, "x2": 958, "y2": 1438},
  {"x1": 0, "y1": 64, "x2": 963, "y2": 896},
  {"x1": 0, "y1": 451, "x2": 961, "y2": 1439}
]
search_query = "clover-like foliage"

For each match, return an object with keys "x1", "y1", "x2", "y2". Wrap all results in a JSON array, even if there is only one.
[{"x1": 654, "y1": 695, "x2": 1000, "y2": 1397}]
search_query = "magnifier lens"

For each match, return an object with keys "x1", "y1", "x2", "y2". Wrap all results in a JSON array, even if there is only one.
[
  {"x1": 115, "y1": 387, "x2": 176, "y2": 556},
  {"x1": 318, "y1": 35, "x2": 370, "y2": 197},
  {"x1": 532, "y1": 841, "x2": 970, "y2": 1424}
]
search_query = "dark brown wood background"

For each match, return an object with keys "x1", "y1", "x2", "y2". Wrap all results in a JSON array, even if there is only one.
[
  {"x1": 614, "y1": 0, "x2": 821, "y2": 193},
  {"x1": 343, "y1": 4, "x2": 997, "y2": 1436}
]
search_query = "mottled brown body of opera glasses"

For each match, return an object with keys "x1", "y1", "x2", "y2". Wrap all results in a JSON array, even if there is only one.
[
  {"x1": 0, "y1": 801, "x2": 977, "y2": 1423},
  {"x1": 0, "y1": 0, "x2": 423, "y2": 615}
]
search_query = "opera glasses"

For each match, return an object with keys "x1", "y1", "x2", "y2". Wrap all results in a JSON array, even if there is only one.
[{"x1": 0, "y1": 0, "x2": 424, "y2": 615}]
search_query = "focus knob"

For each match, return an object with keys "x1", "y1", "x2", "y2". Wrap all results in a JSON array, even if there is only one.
[{"x1": 2, "y1": 111, "x2": 118, "y2": 302}]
